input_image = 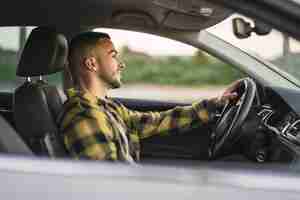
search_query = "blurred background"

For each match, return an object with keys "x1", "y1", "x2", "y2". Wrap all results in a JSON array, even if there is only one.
[{"x1": 0, "y1": 17, "x2": 297, "y2": 103}]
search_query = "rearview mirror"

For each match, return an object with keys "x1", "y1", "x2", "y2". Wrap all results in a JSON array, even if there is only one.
[
  {"x1": 232, "y1": 18, "x2": 252, "y2": 39},
  {"x1": 232, "y1": 18, "x2": 272, "y2": 39}
]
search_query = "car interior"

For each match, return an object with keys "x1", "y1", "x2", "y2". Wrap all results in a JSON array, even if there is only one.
[
  {"x1": 0, "y1": 0, "x2": 299, "y2": 166},
  {"x1": 0, "y1": 26, "x2": 295, "y2": 165},
  {"x1": 0, "y1": 26, "x2": 214, "y2": 161}
]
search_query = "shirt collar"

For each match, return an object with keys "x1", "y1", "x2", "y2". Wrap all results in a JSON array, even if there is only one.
[{"x1": 66, "y1": 88, "x2": 108, "y2": 105}]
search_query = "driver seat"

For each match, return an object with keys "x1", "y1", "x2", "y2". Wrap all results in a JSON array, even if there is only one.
[{"x1": 13, "y1": 27, "x2": 68, "y2": 157}]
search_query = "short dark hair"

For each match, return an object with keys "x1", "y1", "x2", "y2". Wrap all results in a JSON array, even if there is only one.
[
  {"x1": 69, "y1": 32, "x2": 110, "y2": 54},
  {"x1": 68, "y1": 31, "x2": 111, "y2": 86},
  {"x1": 69, "y1": 31, "x2": 110, "y2": 59}
]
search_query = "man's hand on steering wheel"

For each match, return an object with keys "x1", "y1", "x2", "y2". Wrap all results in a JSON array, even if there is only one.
[{"x1": 211, "y1": 79, "x2": 243, "y2": 108}]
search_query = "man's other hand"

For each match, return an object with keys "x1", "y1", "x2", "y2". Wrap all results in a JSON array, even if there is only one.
[{"x1": 212, "y1": 79, "x2": 242, "y2": 107}]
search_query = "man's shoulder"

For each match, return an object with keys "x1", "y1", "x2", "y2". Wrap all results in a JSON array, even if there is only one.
[
  {"x1": 57, "y1": 95, "x2": 101, "y2": 127},
  {"x1": 106, "y1": 98, "x2": 130, "y2": 116}
]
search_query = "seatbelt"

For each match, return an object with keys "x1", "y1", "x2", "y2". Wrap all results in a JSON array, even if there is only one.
[{"x1": 103, "y1": 106, "x2": 136, "y2": 164}]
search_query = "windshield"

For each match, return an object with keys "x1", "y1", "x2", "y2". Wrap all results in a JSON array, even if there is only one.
[{"x1": 207, "y1": 14, "x2": 300, "y2": 86}]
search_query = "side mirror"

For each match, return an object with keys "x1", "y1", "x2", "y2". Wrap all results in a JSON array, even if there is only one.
[{"x1": 232, "y1": 18, "x2": 272, "y2": 39}]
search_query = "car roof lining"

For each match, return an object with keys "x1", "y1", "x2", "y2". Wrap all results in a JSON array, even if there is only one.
[
  {"x1": 1, "y1": 0, "x2": 232, "y2": 32},
  {"x1": 0, "y1": 0, "x2": 112, "y2": 28},
  {"x1": 2, "y1": 0, "x2": 300, "y2": 40}
]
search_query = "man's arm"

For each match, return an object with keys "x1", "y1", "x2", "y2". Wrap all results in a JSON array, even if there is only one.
[
  {"x1": 119, "y1": 80, "x2": 241, "y2": 139},
  {"x1": 119, "y1": 99, "x2": 218, "y2": 139},
  {"x1": 61, "y1": 108, "x2": 117, "y2": 160}
]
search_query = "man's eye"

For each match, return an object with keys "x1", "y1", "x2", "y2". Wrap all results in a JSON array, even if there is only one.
[{"x1": 111, "y1": 53, "x2": 117, "y2": 58}]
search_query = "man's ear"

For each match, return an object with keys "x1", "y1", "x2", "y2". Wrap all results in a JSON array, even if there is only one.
[{"x1": 84, "y1": 57, "x2": 97, "y2": 72}]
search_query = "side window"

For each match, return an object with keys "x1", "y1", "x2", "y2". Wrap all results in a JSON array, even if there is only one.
[
  {"x1": 0, "y1": 27, "x2": 21, "y2": 92},
  {"x1": 0, "y1": 27, "x2": 62, "y2": 92},
  {"x1": 95, "y1": 28, "x2": 244, "y2": 103}
]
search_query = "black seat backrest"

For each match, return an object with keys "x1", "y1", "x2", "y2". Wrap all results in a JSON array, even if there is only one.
[
  {"x1": 13, "y1": 27, "x2": 68, "y2": 157},
  {"x1": 0, "y1": 115, "x2": 33, "y2": 155}
]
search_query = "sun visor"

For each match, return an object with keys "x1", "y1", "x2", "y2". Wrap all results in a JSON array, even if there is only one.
[{"x1": 153, "y1": 0, "x2": 232, "y2": 30}]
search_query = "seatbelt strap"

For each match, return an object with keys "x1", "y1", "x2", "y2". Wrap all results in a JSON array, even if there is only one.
[{"x1": 104, "y1": 109, "x2": 136, "y2": 164}]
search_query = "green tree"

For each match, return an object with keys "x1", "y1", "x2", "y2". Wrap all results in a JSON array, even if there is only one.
[{"x1": 192, "y1": 50, "x2": 210, "y2": 65}]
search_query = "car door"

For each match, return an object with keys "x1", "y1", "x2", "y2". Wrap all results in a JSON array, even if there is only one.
[{"x1": 98, "y1": 28, "x2": 244, "y2": 161}]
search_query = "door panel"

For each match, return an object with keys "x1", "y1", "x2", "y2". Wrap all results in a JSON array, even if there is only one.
[
  {"x1": 0, "y1": 92, "x2": 211, "y2": 160},
  {"x1": 0, "y1": 92, "x2": 14, "y2": 127},
  {"x1": 115, "y1": 97, "x2": 211, "y2": 160}
]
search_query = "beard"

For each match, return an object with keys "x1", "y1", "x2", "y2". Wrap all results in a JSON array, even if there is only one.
[
  {"x1": 95, "y1": 57, "x2": 123, "y2": 89},
  {"x1": 100, "y1": 71, "x2": 122, "y2": 89}
]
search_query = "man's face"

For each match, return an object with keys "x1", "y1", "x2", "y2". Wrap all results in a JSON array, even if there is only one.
[{"x1": 94, "y1": 39, "x2": 125, "y2": 89}]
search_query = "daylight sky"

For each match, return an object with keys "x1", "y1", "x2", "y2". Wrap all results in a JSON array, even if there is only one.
[{"x1": 1, "y1": 15, "x2": 300, "y2": 60}]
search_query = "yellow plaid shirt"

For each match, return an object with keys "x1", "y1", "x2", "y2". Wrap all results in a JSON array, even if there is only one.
[{"x1": 58, "y1": 88, "x2": 218, "y2": 162}]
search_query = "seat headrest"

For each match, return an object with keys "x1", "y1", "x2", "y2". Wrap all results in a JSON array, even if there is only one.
[{"x1": 17, "y1": 27, "x2": 68, "y2": 77}]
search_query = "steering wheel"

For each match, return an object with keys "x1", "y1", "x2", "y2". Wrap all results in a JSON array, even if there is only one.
[{"x1": 210, "y1": 78, "x2": 257, "y2": 158}]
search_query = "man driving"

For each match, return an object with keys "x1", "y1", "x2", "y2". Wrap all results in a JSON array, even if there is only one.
[{"x1": 58, "y1": 32, "x2": 240, "y2": 163}]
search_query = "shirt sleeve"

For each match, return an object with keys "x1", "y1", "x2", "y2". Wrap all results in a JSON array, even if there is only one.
[
  {"x1": 119, "y1": 99, "x2": 218, "y2": 139},
  {"x1": 61, "y1": 108, "x2": 117, "y2": 161}
]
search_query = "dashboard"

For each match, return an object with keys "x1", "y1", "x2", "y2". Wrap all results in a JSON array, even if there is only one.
[{"x1": 250, "y1": 86, "x2": 300, "y2": 163}]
